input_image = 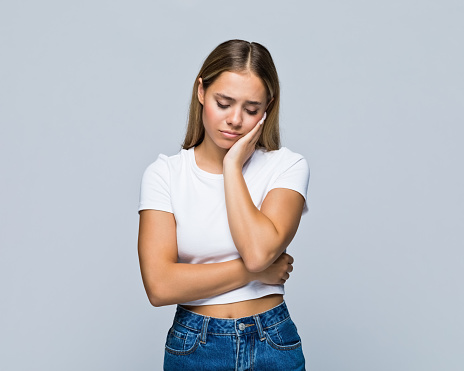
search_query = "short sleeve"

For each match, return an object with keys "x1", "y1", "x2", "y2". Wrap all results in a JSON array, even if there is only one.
[
  {"x1": 269, "y1": 156, "x2": 310, "y2": 215},
  {"x1": 138, "y1": 154, "x2": 173, "y2": 214}
]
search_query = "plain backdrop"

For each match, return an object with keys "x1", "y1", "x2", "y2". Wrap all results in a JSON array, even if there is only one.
[{"x1": 1, "y1": 1, "x2": 463, "y2": 370}]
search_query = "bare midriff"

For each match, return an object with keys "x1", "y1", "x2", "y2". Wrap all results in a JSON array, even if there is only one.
[{"x1": 182, "y1": 294, "x2": 284, "y2": 319}]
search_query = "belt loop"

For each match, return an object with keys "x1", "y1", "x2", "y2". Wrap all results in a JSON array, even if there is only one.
[
  {"x1": 253, "y1": 314, "x2": 266, "y2": 341},
  {"x1": 200, "y1": 316, "x2": 210, "y2": 344}
]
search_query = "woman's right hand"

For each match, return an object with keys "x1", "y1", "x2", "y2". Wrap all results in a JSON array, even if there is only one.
[{"x1": 254, "y1": 253, "x2": 294, "y2": 285}]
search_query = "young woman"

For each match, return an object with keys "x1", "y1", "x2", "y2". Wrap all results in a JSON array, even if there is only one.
[{"x1": 138, "y1": 39, "x2": 309, "y2": 370}]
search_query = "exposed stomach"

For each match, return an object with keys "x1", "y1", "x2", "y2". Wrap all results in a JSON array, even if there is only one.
[{"x1": 182, "y1": 294, "x2": 284, "y2": 319}]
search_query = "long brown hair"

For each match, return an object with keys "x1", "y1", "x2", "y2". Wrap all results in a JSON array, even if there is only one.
[{"x1": 182, "y1": 40, "x2": 280, "y2": 150}]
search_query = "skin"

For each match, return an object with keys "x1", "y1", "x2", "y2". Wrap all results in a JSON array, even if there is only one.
[
  {"x1": 138, "y1": 71, "x2": 305, "y2": 318},
  {"x1": 194, "y1": 70, "x2": 268, "y2": 173}
]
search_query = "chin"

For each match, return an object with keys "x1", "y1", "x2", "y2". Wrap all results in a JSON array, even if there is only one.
[
  {"x1": 217, "y1": 141, "x2": 235, "y2": 150},
  {"x1": 203, "y1": 131, "x2": 239, "y2": 150},
  {"x1": 210, "y1": 136, "x2": 237, "y2": 150}
]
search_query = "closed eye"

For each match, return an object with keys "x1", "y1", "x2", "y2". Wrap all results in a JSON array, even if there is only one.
[
  {"x1": 217, "y1": 101, "x2": 258, "y2": 115},
  {"x1": 217, "y1": 101, "x2": 229, "y2": 109}
]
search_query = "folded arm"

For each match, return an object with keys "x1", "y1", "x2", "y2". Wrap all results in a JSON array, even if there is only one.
[
  {"x1": 223, "y1": 166, "x2": 305, "y2": 272},
  {"x1": 137, "y1": 209, "x2": 292, "y2": 307},
  {"x1": 223, "y1": 121, "x2": 306, "y2": 273}
]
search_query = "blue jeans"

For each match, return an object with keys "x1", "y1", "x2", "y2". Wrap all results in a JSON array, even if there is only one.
[{"x1": 163, "y1": 301, "x2": 305, "y2": 370}]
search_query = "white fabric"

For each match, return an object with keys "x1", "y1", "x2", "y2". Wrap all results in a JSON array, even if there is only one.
[{"x1": 138, "y1": 146, "x2": 310, "y2": 306}]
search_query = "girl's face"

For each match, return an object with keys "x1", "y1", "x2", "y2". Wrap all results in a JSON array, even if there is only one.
[{"x1": 197, "y1": 71, "x2": 269, "y2": 150}]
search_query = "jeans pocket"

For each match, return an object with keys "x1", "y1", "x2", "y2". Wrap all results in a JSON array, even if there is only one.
[
  {"x1": 265, "y1": 317, "x2": 302, "y2": 351},
  {"x1": 165, "y1": 323, "x2": 201, "y2": 355}
]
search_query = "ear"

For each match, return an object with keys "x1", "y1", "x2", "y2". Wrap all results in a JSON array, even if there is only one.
[{"x1": 197, "y1": 77, "x2": 205, "y2": 105}]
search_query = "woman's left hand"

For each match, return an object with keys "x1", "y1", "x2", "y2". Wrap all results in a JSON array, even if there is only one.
[{"x1": 223, "y1": 120, "x2": 263, "y2": 169}]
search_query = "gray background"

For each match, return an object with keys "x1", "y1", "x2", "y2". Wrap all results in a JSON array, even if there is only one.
[{"x1": 1, "y1": 0, "x2": 463, "y2": 370}]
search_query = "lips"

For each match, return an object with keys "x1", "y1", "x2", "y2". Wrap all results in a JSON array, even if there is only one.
[{"x1": 220, "y1": 130, "x2": 241, "y2": 138}]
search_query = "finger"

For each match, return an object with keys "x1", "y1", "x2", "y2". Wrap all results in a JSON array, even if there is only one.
[
  {"x1": 241, "y1": 121, "x2": 262, "y2": 144},
  {"x1": 249, "y1": 122, "x2": 263, "y2": 143},
  {"x1": 286, "y1": 254, "x2": 294, "y2": 264},
  {"x1": 276, "y1": 253, "x2": 286, "y2": 263},
  {"x1": 254, "y1": 117, "x2": 265, "y2": 133},
  {"x1": 255, "y1": 124, "x2": 264, "y2": 141},
  {"x1": 250, "y1": 131, "x2": 262, "y2": 148}
]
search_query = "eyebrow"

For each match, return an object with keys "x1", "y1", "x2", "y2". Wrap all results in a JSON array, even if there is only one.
[{"x1": 215, "y1": 93, "x2": 262, "y2": 106}]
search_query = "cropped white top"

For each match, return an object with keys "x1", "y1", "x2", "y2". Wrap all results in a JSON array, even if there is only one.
[{"x1": 138, "y1": 146, "x2": 310, "y2": 306}]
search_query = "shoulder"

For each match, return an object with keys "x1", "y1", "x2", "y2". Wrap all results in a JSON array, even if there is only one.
[
  {"x1": 253, "y1": 147, "x2": 310, "y2": 191},
  {"x1": 138, "y1": 149, "x2": 190, "y2": 213},
  {"x1": 252, "y1": 147, "x2": 308, "y2": 171},
  {"x1": 258, "y1": 148, "x2": 310, "y2": 213},
  {"x1": 142, "y1": 149, "x2": 189, "y2": 176}
]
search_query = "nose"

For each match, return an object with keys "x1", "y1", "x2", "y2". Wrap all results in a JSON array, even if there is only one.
[{"x1": 226, "y1": 107, "x2": 242, "y2": 127}]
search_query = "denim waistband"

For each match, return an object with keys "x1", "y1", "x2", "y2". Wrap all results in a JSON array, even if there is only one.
[{"x1": 174, "y1": 301, "x2": 290, "y2": 339}]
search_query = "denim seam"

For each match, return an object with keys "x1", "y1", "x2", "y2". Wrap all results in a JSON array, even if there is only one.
[
  {"x1": 170, "y1": 331, "x2": 185, "y2": 341},
  {"x1": 173, "y1": 309, "x2": 291, "y2": 333},
  {"x1": 275, "y1": 328, "x2": 284, "y2": 344},
  {"x1": 173, "y1": 318, "x2": 291, "y2": 333},
  {"x1": 200, "y1": 316, "x2": 210, "y2": 344},
  {"x1": 265, "y1": 334, "x2": 302, "y2": 351},
  {"x1": 235, "y1": 334, "x2": 240, "y2": 371},
  {"x1": 262, "y1": 315, "x2": 291, "y2": 330},
  {"x1": 207, "y1": 331, "x2": 258, "y2": 336},
  {"x1": 165, "y1": 334, "x2": 201, "y2": 355},
  {"x1": 173, "y1": 320, "x2": 201, "y2": 333},
  {"x1": 253, "y1": 314, "x2": 266, "y2": 341},
  {"x1": 250, "y1": 333, "x2": 255, "y2": 371}
]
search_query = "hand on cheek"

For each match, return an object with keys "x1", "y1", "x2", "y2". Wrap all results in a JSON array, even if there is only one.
[{"x1": 223, "y1": 113, "x2": 266, "y2": 169}]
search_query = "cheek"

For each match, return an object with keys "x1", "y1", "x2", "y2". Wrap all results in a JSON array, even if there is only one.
[
  {"x1": 203, "y1": 103, "x2": 222, "y2": 124},
  {"x1": 242, "y1": 119, "x2": 258, "y2": 133}
]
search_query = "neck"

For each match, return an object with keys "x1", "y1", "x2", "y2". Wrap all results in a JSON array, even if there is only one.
[{"x1": 195, "y1": 138, "x2": 228, "y2": 174}]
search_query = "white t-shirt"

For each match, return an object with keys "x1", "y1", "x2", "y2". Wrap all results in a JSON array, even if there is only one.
[{"x1": 138, "y1": 146, "x2": 310, "y2": 306}]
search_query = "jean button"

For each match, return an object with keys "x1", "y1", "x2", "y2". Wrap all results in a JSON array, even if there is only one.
[{"x1": 238, "y1": 323, "x2": 246, "y2": 331}]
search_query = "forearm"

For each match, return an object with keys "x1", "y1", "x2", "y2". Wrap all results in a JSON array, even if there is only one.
[
  {"x1": 146, "y1": 258, "x2": 255, "y2": 307},
  {"x1": 223, "y1": 166, "x2": 283, "y2": 272}
]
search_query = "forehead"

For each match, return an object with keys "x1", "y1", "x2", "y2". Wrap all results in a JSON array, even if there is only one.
[{"x1": 209, "y1": 71, "x2": 267, "y2": 102}]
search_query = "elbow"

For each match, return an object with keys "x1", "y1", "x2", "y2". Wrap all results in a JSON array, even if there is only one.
[
  {"x1": 148, "y1": 293, "x2": 175, "y2": 307},
  {"x1": 147, "y1": 283, "x2": 173, "y2": 307},
  {"x1": 238, "y1": 234, "x2": 284, "y2": 272},
  {"x1": 241, "y1": 241, "x2": 287, "y2": 273},
  {"x1": 244, "y1": 262, "x2": 267, "y2": 273},
  {"x1": 148, "y1": 295, "x2": 167, "y2": 307},
  {"x1": 242, "y1": 251, "x2": 273, "y2": 273}
]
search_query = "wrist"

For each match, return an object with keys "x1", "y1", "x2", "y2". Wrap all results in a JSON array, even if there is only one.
[
  {"x1": 246, "y1": 270, "x2": 260, "y2": 283},
  {"x1": 223, "y1": 161, "x2": 242, "y2": 175},
  {"x1": 239, "y1": 258, "x2": 259, "y2": 283}
]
